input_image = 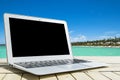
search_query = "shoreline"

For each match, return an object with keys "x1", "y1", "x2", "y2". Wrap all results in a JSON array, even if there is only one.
[
  {"x1": 0, "y1": 45, "x2": 120, "y2": 48},
  {"x1": 72, "y1": 45, "x2": 120, "y2": 48}
]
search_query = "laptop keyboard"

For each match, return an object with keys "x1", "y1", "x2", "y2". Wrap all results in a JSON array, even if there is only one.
[{"x1": 15, "y1": 59, "x2": 90, "y2": 68}]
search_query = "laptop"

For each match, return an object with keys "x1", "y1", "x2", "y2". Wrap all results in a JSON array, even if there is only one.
[{"x1": 4, "y1": 13, "x2": 108, "y2": 75}]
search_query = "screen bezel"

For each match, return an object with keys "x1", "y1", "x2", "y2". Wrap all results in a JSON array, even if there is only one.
[{"x1": 4, "y1": 13, "x2": 73, "y2": 63}]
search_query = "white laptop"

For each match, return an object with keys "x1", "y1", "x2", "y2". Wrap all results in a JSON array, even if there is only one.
[{"x1": 4, "y1": 13, "x2": 108, "y2": 75}]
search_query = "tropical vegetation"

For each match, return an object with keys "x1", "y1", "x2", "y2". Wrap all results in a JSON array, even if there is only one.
[{"x1": 72, "y1": 37, "x2": 120, "y2": 46}]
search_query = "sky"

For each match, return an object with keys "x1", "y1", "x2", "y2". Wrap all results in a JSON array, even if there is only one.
[{"x1": 0, "y1": 0, "x2": 120, "y2": 44}]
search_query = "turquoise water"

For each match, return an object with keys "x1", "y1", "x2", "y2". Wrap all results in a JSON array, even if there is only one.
[
  {"x1": 0, "y1": 46, "x2": 120, "y2": 58},
  {"x1": 72, "y1": 46, "x2": 120, "y2": 56},
  {"x1": 0, "y1": 46, "x2": 6, "y2": 58}
]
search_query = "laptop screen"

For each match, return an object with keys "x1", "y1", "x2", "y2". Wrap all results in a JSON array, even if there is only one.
[{"x1": 9, "y1": 18, "x2": 70, "y2": 57}]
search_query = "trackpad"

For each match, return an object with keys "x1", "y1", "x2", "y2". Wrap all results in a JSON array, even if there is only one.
[
  {"x1": 59, "y1": 64, "x2": 90, "y2": 70},
  {"x1": 82, "y1": 62, "x2": 108, "y2": 67}
]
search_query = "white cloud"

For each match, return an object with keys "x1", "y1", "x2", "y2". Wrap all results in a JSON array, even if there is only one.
[
  {"x1": 69, "y1": 30, "x2": 74, "y2": 34},
  {"x1": 116, "y1": 34, "x2": 120, "y2": 37},
  {"x1": 105, "y1": 31, "x2": 117, "y2": 35},
  {"x1": 70, "y1": 35, "x2": 87, "y2": 42},
  {"x1": 98, "y1": 36, "x2": 114, "y2": 39},
  {"x1": 98, "y1": 31, "x2": 120, "y2": 40}
]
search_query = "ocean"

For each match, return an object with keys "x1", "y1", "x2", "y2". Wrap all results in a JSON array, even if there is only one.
[
  {"x1": 72, "y1": 46, "x2": 120, "y2": 56},
  {"x1": 0, "y1": 46, "x2": 6, "y2": 58},
  {"x1": 0, "y1": 46, "x2": 120, "y2": 58}
]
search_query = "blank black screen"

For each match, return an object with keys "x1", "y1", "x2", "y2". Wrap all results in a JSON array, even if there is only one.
[{"x1": 9, "y1": 18, "x2": 70, "y2": 57}]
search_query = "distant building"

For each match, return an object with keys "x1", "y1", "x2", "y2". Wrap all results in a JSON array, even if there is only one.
[
  {"x1": 105, "y1": 42, "x2": 111, "y2": 44},
  {"x1": 117, "y1": 42, "x2": 120, "y2": 44}
]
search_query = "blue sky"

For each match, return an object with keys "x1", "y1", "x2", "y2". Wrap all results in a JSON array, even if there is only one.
[{"x1": 0, "y1": 0, "x2": 120, "y2": 44}]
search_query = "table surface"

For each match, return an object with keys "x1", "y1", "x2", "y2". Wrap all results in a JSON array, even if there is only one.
[{"x1": 0, "y1": 56, "x2": 120, "y2": 80}]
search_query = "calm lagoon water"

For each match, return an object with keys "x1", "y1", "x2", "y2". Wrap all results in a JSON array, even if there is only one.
[
  {"x1": 72, "y1": 46, "x2": 120, "y2": 56},
  {"x1": 0, "y1": 46, "x2": 6, "y2": 58},
  {"x1": 0, "y1": 46, "x2": 120, "y2": 58}
]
